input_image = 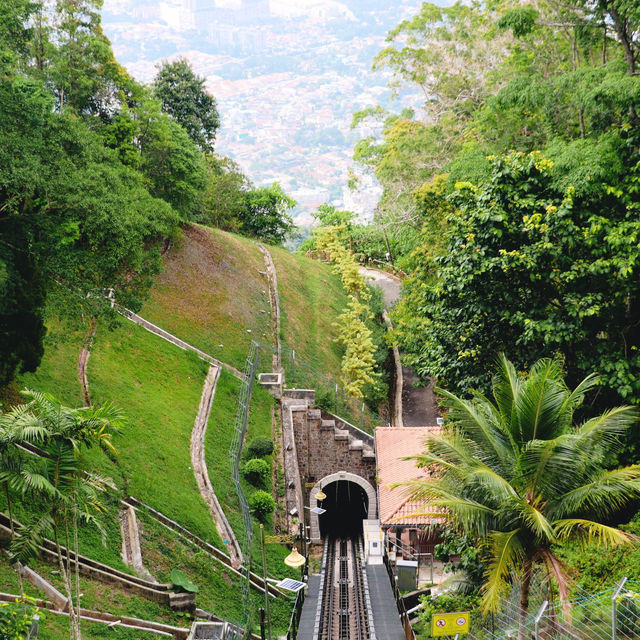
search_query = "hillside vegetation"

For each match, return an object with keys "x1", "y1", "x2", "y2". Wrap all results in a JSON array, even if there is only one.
[
  {"x1": 2, "y1": 226, "x2": 351, "y2": 637},
  {"x1": 141, "y1": 224, "x2": 274, "y2": 370}
]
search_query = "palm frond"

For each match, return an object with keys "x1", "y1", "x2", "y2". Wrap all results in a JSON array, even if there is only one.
[
  {"x1": 492, "y1": 353, "x2": 521, "y2": 434},
  {"x1": 554, "y1": 519, "x2": 636, "y2": 548},
  {"x1": 481, "y1": 529, "x2": 524, "y2": 613},
  {"x1": 574, "y1": 406, "x2": 638, "y2": 451},
  {"x1": 550, "y1": 466, "x2": 640, "y2": 520},
  {"x1": 436, "y1": 387, "x2": 516, "y2": 472},
  {"x1": 516, "y1": 358, "x2": 569, "y2": 442},
  {"x1": 9, "y1": 513, "x2": 54, "y2": 565},
  {"x1": 511, "y1": 498, "x2": 556, "y2": 542},
  {"x1": 521, "y1": 436, "x2": 591, "y2": 497}
]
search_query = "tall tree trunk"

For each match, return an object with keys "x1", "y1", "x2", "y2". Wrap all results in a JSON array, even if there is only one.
[
  {"x1": 608, "y1": 6, "x2": 636, "y2": 74},
  {"x1": 4, "y1": 481, "x2": 25, "y2": 597},
  {"x1": 54, "y1": 523, "x2": 77, "y2": 640},
  {"x1": 518, "y1": 559, "x2": 533, "y2": 640},
  {"x1": 64, "y1": 520, "x2": 81, "y2": 640},
  {"x1": 73, "y1": 503, "x2": 82, "y2": 639}
]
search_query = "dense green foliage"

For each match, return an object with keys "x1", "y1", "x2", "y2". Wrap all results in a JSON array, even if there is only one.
[
  {"x1": 242, "y1": 458, "x2": 270, "y2": 487},
  {"x1": 245, "y1": 436, "x2": 274, "y2": 459},
  {"x1": 403, "y1": 356, "x2": 640, "y2": 615},
  {"x1": 249, "y1": 490, "x2": 276, "y2": 522},
  {"x1": 0, "y1": 0, "x2": 296, "y2": 389},
  {"x1": 344, "y1": 0, "x2": 640, "y2": 416},
  {"x1": 153, "y1": 57, "x2": 220, "y2": 152},
  {"x1": 0, "y1": 597, "x2": 40, "y2": 640}
]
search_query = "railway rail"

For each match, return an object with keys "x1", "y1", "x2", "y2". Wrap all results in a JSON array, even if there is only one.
[{"x1": 317, "y1": 537, "x2": 372, "y2": 640}]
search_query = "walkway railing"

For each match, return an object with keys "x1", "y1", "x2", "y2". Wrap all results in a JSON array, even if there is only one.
[
  {"x1": 383, "y1": 552, "x2": 417, "y2": 640},
  {"x1": 229, "y1": 341, "x2": 260, "y2": 638},
  {"x1": 285, "y1": 588, "x2": 306, "y2": 640}
]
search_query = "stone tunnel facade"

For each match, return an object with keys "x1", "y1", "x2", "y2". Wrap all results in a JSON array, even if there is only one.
[{"x1": 290, "y1": 402, "x2": 377, "y2": 540}]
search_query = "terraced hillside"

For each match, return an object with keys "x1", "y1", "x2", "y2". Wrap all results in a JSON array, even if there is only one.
[{"x1": 1, "y1": 223, "x2": 350, "y2": 638}]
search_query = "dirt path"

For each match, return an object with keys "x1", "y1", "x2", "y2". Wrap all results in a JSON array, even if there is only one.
[
  {"x1": 258, "y1": 243, "x2": 282, "y2": 370},
  {"x1": 360, "y1": 267, "x2": 441, "y2": 427},
  {"x1": 77, "y1": 317, "x2": 98, "y2": 407},
  {"x1": 190, "y1": 365, "x2": 243, "y2": 569}
]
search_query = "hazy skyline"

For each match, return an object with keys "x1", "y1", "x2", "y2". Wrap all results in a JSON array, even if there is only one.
[{"x1": 101, "y1": 0, "x2": 428, "y2": 222}]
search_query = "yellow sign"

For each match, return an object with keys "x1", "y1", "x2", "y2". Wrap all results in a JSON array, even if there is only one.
[{"x1": 431, "y1": 612, "x2": 470, "y2": 636}]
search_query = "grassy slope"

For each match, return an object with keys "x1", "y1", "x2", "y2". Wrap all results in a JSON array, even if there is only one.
[
  {"x1": 19, "y1": 317, "x2": 84, "y2": 407},
  {"x1": 2, "y1": 228, "x2": 353, "y2": 634},
  {"x1": 85, "y1": 320, "x2": 222, "y2": 546},
  {"x1": 141, "y1": 224, "x2": 274, "y2": 370},
  {"x1": 269, "y1": 246, "x2": 347, "y2": 381}
]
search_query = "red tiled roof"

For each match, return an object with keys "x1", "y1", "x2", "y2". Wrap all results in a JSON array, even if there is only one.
[{"x1": 375, "y1": 427, "x2": 443, "y2": 526}]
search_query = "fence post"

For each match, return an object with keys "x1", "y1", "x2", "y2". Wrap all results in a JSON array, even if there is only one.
[
  {"x1": 292, "y1": 349, "x2": 295, "y2": 384},
  {"x1": 259, "y1": 608, "x2": 266, "y2": 640},
  {"x1": 612, "y1": 576, "x2": 628, "y2": 640},
  {"x1": 534, "y1": 600, "x2": 548, "y2": 640}
]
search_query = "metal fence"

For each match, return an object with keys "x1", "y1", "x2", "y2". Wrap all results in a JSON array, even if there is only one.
[
  {"x1": 453, "y1": 577, "x2": 640, "y2": 640},
  {"x1": 228, "y1": 341, "x2": 260, "y2": 639}
]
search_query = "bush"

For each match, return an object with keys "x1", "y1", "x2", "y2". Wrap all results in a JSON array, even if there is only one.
[
  {"x1": 245, "y1": 436, "x2": 274, "y2": 459},
  {"x1": 242, "y1": 458, "x2": 270, "y2": 487},
  {"x1": 0, "y1": 596, "x2": 40, "y2": 640},
  {"x1": 249, "y1": 490, "x2": 276, "y2": 522}
]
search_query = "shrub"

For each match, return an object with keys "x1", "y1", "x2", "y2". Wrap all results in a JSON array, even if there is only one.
[
  {"x1": 249, "y1": 490, "x2": 275, "y2": 522},
  {"x1": 242, "y1": 458, "x2": 270, "y2": 487},
  {"x1": 245, "y1": 436, "x2": 274, "y2": 459},
  {"x1": 0, "y1": 597, "x2": 40, "y2": 640}
]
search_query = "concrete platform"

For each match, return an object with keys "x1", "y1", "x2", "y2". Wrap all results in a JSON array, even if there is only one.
[
  {"x1": 295, "y1": 574, "x2": 320, "y2": 640},
  {"x1": 366, "y1": 565, "x2": 406, "y2": 640}
]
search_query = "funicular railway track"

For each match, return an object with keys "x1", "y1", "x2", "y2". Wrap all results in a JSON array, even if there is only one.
[{"x1": 317, "y1": 537, "x2": 371, "y2": 640}]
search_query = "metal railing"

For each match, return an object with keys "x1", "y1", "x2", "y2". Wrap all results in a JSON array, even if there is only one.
[
  {"x1": 383, "y1": 552, "x2": 417, "y2": 640},
  {"x1": 285, "y1": 588, "x2": 306, "y2": 640},
  {"x1": 229, "y1": 341, "x2": 260, "y2": 638}
]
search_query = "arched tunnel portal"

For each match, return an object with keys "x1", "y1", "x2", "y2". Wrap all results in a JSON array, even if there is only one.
[{"x1": 308, "y1": 471, "x2": 377, "y2": 542}]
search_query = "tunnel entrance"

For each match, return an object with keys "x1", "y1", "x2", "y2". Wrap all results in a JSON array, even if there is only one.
[{"x1": 318, "y1": 480, "x2": 368, "y2": 538}]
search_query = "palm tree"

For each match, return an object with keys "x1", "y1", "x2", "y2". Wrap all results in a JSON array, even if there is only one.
[
  {"x1": 0, "y1": 405, "x2": 55, "y2": 595},
  {"x1": 401, "y1": 356, "x2": 640, "y2": 630},
  {"x1": 5, "y1": 390, "x2": 124, "y2": 640}
]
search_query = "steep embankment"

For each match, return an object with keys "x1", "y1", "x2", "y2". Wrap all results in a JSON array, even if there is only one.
[
  {"x1": 6, "y1": 223, "x2": 350, "y2": 638},
  {"x1": 141, "y1": 224, "x2": 274, "y2": 370},
  {"x1": 269, "y1": 245, "x2": 348, "y2": 382}
]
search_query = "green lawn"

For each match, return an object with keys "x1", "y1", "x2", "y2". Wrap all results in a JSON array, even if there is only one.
[
  {"x1": 85, "y1": 320, "x2": 222, "y2": 547},
  {"x1": 140, "y1": 224, "x2": 274, "y2": 370},
  {"x1": 18, "y1": 316, "x2": 85, "y2": 407}
]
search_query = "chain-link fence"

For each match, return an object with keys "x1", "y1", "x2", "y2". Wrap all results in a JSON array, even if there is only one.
[
  {"x1": 454, "y1": 577, "x2": 640, "y2": 640},
  {"x1": 228, "y1": 341, "x2": 260, "y2": 639}
]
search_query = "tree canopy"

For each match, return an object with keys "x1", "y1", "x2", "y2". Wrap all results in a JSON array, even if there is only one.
[
  {"x1": 153, "y1": 57, "x2": 220, "y2": 153},
  {"x1": 402, "y1": 356, "x2": 640, "y2": 617}
]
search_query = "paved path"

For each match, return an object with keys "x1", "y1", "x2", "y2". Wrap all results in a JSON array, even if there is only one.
[
  {"x1": 190, "y1": 365, "x2": 243, "y2": 569},
  {"x1": 360, "y1": 267, "x2": 440, "y2": 427},
  {"x1": 366, "y1": 565, "x2": 406, "y2": 640}
]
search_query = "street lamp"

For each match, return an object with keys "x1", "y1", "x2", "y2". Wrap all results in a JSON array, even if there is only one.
[
  {"x1": 314, "y1": 487, "x2": 326, "y2": 501},
  {"x1": 283, "y1": 546, "x2": 306, "y2": 569}
]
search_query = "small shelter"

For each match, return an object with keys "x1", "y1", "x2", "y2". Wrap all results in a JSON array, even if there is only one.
[{"x1": 374, "y1": 427, "x2": 443, "y2": 561}]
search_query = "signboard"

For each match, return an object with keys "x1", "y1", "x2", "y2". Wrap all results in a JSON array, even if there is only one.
[{"x1": 431, "y1": 612, "x2": 470, "y2": 637}]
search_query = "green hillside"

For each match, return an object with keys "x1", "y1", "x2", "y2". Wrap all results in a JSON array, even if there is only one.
[
  {"x1": 141, "y1": 223, "x2": 274, "y2": 370},
  {"x1": 2, "y1": 224, "x2": 350, "y2": 638},
  {"x1": 270, "y1": 245, "x2": 347, "y2": 381}
]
